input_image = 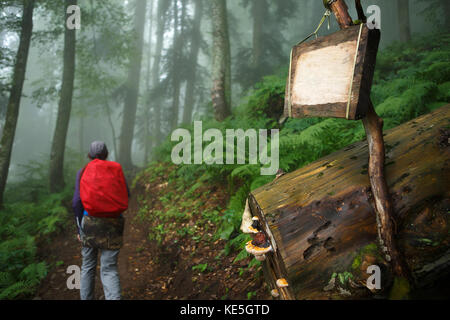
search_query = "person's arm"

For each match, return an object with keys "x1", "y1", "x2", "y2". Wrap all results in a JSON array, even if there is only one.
[{"x1": 72, "y1": 169, "x2": 84, "y2": 235}]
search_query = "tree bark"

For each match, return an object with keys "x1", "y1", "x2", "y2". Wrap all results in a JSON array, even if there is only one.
[
  {"x1": 151, "y1": 0, "x2": 169, "y2": 148},
  {"x1": 397, "y1": 0, "x2": 411, "y2": 42},
  {"x1": 362, "y1": 101, "x2": 410, "y2": 280},
  {"x1": 0, "y1": 0, "x2": 35, "y2": 206},
  {"x1": 49, "y1": 0, "x2": 77, "y2": 193},
  {"x1": 445, "y1": 0, "x2": 450, "y2": 31},
  {"x1": 144, "y1": 0, "x2": 154, "y2": 164},
  {"x1": 118, "y1": 0, "x2": 147, "y2": 170},
  {"x1": 182, "y1": 0, "x2": 203, "y2": 125},
  {"x1": 329, "y1": 0, "x2": 353, "y2": 29},
  {"x1": 249, "y1": 105, "x2": 450, "y2": 299},
  {"x1": 79, "y1": 115, "x2": 84, "y2": 159},
  {"x1": 89, "y1": 0, "x2": 119, "y2": 161},
  {"x1": 251, "y1": 0, "x2": 265, "y2": 70},
  {"x1": 211, "y1": 0, "x2": 231, "y2": 121},
  {"x1": 170, "y1": 0, "x2": 181, "y2": 130}
]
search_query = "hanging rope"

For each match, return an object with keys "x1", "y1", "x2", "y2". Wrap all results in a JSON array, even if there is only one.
[{"x1": 287, "y1": 9, "x2": 332, "y2": 118}]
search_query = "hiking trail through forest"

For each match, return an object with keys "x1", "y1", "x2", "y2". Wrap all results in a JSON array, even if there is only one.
[{"x1": 35, "y1": 169, "x2": 270, "y2": 300}]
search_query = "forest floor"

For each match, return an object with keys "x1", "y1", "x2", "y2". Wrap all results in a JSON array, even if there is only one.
[{"x1": 35, "y1": 167, "x2": 270, "y2": 300}]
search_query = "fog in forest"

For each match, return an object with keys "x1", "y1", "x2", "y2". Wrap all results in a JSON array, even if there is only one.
[{"x1": 0, "y1": 0, "x2": 446, "y2": 186}]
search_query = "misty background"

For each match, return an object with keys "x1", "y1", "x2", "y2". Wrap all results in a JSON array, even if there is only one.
[{"x1": 0, "y1": 0, "x2": 447, "y2": 185}]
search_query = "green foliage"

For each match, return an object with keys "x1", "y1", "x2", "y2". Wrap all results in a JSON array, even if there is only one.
[
  {"x1": 351, "y1": 243, "x2": 381, "y2": 271},
  {"x1": 148, "y1": 224, "x2": 167, "y2": 245},
  {"x1": 0, "y1": 189, "x2": 70, "y2": 299},
  {"x1": 192, "y1": 263, "x2": 209, "y2": 273},
  {"x1": 242, "y1": 74, "x2": 287, "y2": 121},
  {"x1": 139, "y1": 31, "x2": 450, "y2": 280},
  {"x1": 389, "y1": 277, "x2": 411, "y2": 300},
  {"x1": 337, "y1": 271, "x2": 354, "y2": 285},
  {"x1": 372, "y1": 32, "x2": 450, "y2": 129},
  {"x1": 247, "y1": 290, "x2": 257, "y2": 300},
  {"x1": 4, "y1": 150, "x2": 81, "y2": 204}
]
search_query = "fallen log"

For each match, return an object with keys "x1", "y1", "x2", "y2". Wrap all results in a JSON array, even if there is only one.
[{"x1": 247, "y1": 105, "x2": 450, "y2": 299}]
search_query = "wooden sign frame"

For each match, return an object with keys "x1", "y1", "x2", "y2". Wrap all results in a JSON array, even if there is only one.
[{"x1": 283, "y1": 23, "x2": 380, "y2": 120}]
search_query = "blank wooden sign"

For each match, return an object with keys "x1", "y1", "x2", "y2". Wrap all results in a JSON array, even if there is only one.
[{"x1": 283, "y1": 24, "x2": 380, "y2": 120}]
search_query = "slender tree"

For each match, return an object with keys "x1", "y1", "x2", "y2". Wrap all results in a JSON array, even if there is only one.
[
  {"x1": 397, "y1": 0, "x2": 411, "y2": 42},
  {"x1": 251, "y1": 0, "x2": 266, "y2": 70},
  {"x1": 88, "y1": 0, "x2": 120, "y2": 161},
  {"x1": 141, "y1": 0, "x2": 154, "y2": 164},
  {"x1": 151, "y1": 0, "x2": 170, "y2": 148},
  {"x1": 170, "y1": 0, "x2": 181, "y2": 130},
  {"x1": 236, "y1": 0, "x2": 297, "y2": 89},
  {"x1": 0, "y1": 0, "x2": 35, "y2": 206},
  {"x1": 49, "y1": 0, "x2": 77, "y2": 193},
  {"x1": 182, "y1": 0, "x2": 203, "y2": 125},
  {"x1": 442, "y1": 0, "x2": 450, "y2": 30},
  {"x1": 211, "y1": 0, "x2": 231, "y2": 121},
  {"x1": 118, "y1": 0, "x2": 147, "y2": 170},
  {"x1": 417, "y1": 0, "x2": 450, "y2": 31}
]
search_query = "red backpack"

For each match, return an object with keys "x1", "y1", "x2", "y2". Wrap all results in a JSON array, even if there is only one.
[{"x1": 80, "y1": 159, "x2": 129, "y2": 217}]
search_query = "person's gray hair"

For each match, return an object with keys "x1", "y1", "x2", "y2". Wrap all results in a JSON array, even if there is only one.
[{"x1": 88, "y1": 141, "x2": 108, "y2": 160}]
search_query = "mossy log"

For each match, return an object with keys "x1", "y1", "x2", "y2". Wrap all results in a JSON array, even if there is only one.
[{"x1": 248, "y1": 105, "x2": 450, "y2": 299}]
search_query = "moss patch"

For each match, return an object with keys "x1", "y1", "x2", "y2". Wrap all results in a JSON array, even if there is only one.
[
  {"x1": 389, "y1": 277, "x2": 411, "y2": 300},
  {"x1": 351, "y1": 243, "x2": 381, "y2": 270}
]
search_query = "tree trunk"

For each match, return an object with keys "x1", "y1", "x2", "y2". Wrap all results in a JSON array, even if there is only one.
[
  {"x1": 118, "y1": 0, "x2": 147, "y2": 170},
  {"x1": 211, "y1": 0, "x2": 231, "y2": 121},
  {"x1": 170, "y1": 0, "x2": 181, "y2": 130},
  {"x1": 0, "y1": 0, "x2": 34, "y2": 207},
  {"x1": 79, "y1": 115, "x2": 84, "y2": 159},
  {"x1": 86, "y1": 0, "x2": 118, "y2": 161},
  {"x1": 49, "y1": 0, "x2": 77, "y2": 193},
  {"x1": 442, "y1": 0, "x2": 450, "y2": 31},
  {"x1": 251, "y1": 0, "x2": 265, "y2": 70},
  {"x1": 397, "y1": 0, "x2": 411, "y2": 42},
  {"x1": 249, "y1": 105, "x2": 450, "y2": 299},
  {"x1": 151, "y1": 0, "x2": 169, "y2": 148},
  {"x1": 182, "y1": 0, "x2": 203, "y2": 125},
  {"x1": 104, "y1": 97, "x2": 118, "y2": 161},
  {"x1": 144, "y1": 0, "x2": 154, "y2": 164}
]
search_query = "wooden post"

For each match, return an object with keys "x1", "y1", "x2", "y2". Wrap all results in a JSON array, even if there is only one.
[
  {"x1": 329, "y1": 0, "x2": 353, "y2": 29},
  {"x1": 329, "y1": 0, "x2": 411, "y2": 281}
]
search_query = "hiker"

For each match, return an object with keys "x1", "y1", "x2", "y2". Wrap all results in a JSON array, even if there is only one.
[{"x1": 72, "y1": 141, "x2": 130, "y2": 300}]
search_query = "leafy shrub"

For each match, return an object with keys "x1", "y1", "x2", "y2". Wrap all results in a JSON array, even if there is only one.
[
  {"x1": 141, "y1": 31, "x2": 450, "y2": 263},
  {"x1": 0, "y1": 189, "x2": 71, "y2": 299}
]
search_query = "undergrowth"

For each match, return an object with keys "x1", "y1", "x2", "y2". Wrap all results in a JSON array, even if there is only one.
[
  {"x1": 3, "y1": 31, "x2": 447, "y2": 300},
  {"x1": 0, "y1": 186, "x2": 72, "y2": 299},
  {"x1": 136, "y1": 31, "x2": 450, "y2": 272}
]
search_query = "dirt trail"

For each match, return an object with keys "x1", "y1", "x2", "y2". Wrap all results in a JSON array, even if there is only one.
[{"x1": 36, "y1": 183, "x2": 269, "y2": 300}]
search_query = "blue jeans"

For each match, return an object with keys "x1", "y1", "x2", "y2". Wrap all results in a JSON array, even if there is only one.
[{"x1": 80, "y1": 246, "x2": 121, "y2": 300}]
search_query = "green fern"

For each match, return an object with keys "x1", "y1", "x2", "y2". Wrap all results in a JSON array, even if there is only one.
[{"x1": 0, "y1": 280, "x2": 35, "y2": 300}]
